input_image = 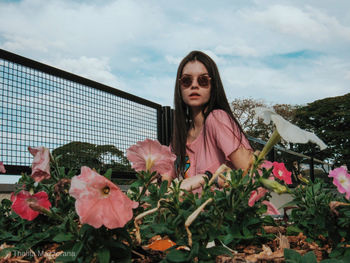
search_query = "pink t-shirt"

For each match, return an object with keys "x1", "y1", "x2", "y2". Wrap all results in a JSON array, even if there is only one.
[{"x1": 183, "y1": 109, "x2": 252, "y2": 178}]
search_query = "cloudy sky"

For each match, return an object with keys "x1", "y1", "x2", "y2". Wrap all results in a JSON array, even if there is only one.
[{"x1": 0, "y1": 0, "x2": 349, "y2": 107}]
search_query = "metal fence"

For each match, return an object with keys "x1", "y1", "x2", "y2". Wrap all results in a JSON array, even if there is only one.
[
  {"x1": 0, "y1": 49, "x2": 331, "y2": 190},
  {"x1": 0, "y1": 49, "x2": 171, "y2": 181}
]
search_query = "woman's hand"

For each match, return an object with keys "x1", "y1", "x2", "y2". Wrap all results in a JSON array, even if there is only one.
[{"x1": 180, "y1": 174, "x2": 207, "y2": 192}]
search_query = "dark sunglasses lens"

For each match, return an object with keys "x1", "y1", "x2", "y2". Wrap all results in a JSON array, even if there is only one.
[
  {"x1": 180, "y1": 76, "x2": 192, "y2": 87},
  {"x1": 198, "y1": 76, "x2": 210, "y2": 86}
]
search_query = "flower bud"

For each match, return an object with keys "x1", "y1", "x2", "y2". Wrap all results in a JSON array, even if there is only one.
[
  {"x1": 297, "y1": 174, "x2": 309, "y2": 184},
  {"x1": 259, "y1": 178, "x2": 287, "y2": 194}
]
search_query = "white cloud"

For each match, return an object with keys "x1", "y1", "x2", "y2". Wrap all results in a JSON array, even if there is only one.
[
  {"x1": 243, "y1": 4, "x2": 350, "y2": 43},
  {"x1": 345, "y1": 71, "x2": 350, "y2": 80},
  {"x1": 214, "y1": 44, "x2": 258, "y2": 57},
  {"x1": 222, "y1": 54, "x2": 350, "y2": 105},
  {"x1": 51, "y1": 56, "x2": 121, "y2": 88},
  {"x1": 0, "y1": 0, "x2": 349, "y2": 107},
  {"x1": 165, "y1": 55, "x2": 181, "y2": 65}
]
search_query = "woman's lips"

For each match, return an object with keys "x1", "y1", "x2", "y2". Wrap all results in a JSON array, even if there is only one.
[{"x1": 189, "y1": 93, "x2": 200, "y2": 98}]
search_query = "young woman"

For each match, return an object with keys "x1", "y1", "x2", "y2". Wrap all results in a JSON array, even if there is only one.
[{"x1": 164, "y1": 50, "x2": 253, "y2": 191}]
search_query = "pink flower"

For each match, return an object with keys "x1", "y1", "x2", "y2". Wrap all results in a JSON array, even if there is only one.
[
  {"x1": 329, "y1": 166, "x2": 350, "y2": 200},
  {"x1": 11, "y1": 190, "x2": 52, "y2": 221},
  {"x1": 262, "y1": 201, "x2": 280, "y2": 215},
  {"x1": 69, "y1": 166, "x2": 139, "y2": 229},
  {"x1": 126, "y1": 139, "x2": 176, "y2": 175},
  {"x1": 248, "y1": 187, "x2": 269, "y2": 207},
  {"x1": 272, "y1": 162, "x2": 292, "y2": 184},
  {"x1": 261, "y1": 160, "x2": 273, "y2": 170},
  {"x1": 0, "y1": 162, "x2": 6, "y2": 173},
  {"x1": 28, "y1": 146, "x2": 51, "y2": 182},
  {"x1": 248, "y1": 188, "x2": 280, "y2": 215},
  {"x1": 256, "y1": 160, "x2": 274, "y2": 177}
]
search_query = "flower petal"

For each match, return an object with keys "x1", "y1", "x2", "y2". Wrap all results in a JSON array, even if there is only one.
[
  {"x1": 254, "y1": 107, "x2": 327, "y2": 150},
  {"x1": 262, "y1": 200, "x2": 280, "y2": 215},
  {"x1": 0, "y1": 162, "x2": 6, "y2": 173},
  {"x1": 11, "y1": 190, "x2": 51, "y2": 221},
  {"x1": 70, "y1": 166, "x2": 138, "y2": 229},
  {"x1": 126, "y1": 139, "x2": 176, "y2": 175},
  {"x1": 28, "y1": 146, "x2": 51, "y2": 182}
]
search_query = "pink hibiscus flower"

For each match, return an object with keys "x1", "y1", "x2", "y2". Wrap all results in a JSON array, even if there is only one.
[
  {"x1": 272, "y1": 162, "x2": 292, "y2": 184},
  {"x1": 69, "y1": 166, "x2": 139, "y2": 229},
  {"x1": 329, "y1": 166, "x2": 350, "y2": 200},
  {"x1": 28, "y1": 146, "x2": 51, "y2": 182},
  {"x1": 11, "y1": 190, "x2": 52, "y2": 221},
  {"x1": 126, "y1": 139, "x2": 176, "y2": 175},
  {"x1": 0, "y1": 161, "x2": 6, "y2": 173}
]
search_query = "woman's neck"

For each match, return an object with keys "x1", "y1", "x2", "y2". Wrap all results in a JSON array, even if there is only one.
[{"x1": 191, "y1": 107, "x2": 205, "y2": 130}]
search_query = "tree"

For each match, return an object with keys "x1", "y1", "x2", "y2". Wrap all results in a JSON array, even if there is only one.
[
  {"x1": 52, "y1": 141, "x2": 133, "y2": 173},
  {"x1": 293, "y1": 93, "x2": 350, "y2": 168},
  {"x1": 230, "y1": 98, "x2": 298, "y2": 148}
]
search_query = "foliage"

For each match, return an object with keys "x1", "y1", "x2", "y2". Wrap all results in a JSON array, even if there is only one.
[
  {"x1": 0, "y1": 159, "x2": 133, "y2": 262},
  {"x1": 128, "y1": 163, "x2": 277, "y2": 262},
  {"x1": 52, "y1": 141, "x2": 132, "y2": 173},
  {"x1": 283, "y1": 248, "x2": 347, "y2": 263},
  {"x1": 285, "y1": 180, "x2": 340, "y2": 244},
  {"x1": 284, "y1": 178, "x2": 350, "y2": 260},
  {"x1": 293, "y1": 93, "x2": 350, "y2": 167}
]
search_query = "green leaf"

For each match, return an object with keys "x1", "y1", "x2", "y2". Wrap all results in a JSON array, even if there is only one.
[
  {"x1": 286, "y1": 225, "x2": 303, "y2": 235},
  {"x1": 222, "y1": 233, "x2": 234, "y2": 245},
  {"x1": 207, "y1": 246, "x2": 233, "y2": 257},
  {"x1": 189, "y1": 242, "x2": 199, "y2": 259},
  {"x1": 284, "y1": 248, "x2": 302, "y2": 262},
  {"x1": 159, "y1": 180, "x2": 168, "y2": 196},
  {"x1": 166, "y1": 249, "x2": 190, "y2": 262},
  {"x1": 0, "y1": 231, "x2": 22, "y2": 242},
  {"x1": 53, "y1": 233, "x2": 75, "y2": 242},
  {"x1": 151, "y1": 223, "x2": 174, "y2": 235},
  {"x1": 1, "y1": 198, "x2": 12, "y2": 207},
  {"x1": 70, "y1": 241, "x2": 83, "y2": 259},
  {"x1": 103, "y1": 168, "x2": 112, "y2": 180},
  {"x1": 320, "y1": 259, "x2": 344, "y2": 263},
  {"x1": 301, "y1": 251, "x2": 317, "y2": 263},
  {"x1": 56, "y1": 245, "x2": 81, "y2": 262},
  {"x1": 97, "y1": 247, "x2": 110, "y2": 263},
  {"x1": 0, "y1": 247, "x2": 17, "y2": 258}
]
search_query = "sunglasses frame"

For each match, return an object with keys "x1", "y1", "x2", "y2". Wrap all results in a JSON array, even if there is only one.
[{"x1": 179, "y1": 74, "x2": 211, "y2": 88}]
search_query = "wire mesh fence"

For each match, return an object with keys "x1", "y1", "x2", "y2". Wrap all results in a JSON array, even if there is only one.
[{"x1": 0, "y1": 49, "x2": 163, "y2": 180}]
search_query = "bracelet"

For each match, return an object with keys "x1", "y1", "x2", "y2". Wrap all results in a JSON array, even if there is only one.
[{"x1": 204, "y1": 170, "x2": 213, "y2": 181}]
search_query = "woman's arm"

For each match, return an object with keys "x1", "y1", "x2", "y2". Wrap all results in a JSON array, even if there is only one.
[{"x1": 228, "y1": 147, "x2": 254, "y2": 173}]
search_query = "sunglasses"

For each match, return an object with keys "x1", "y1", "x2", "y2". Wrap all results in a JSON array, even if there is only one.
[{"x1": 179, "y1": 75, "x2": 211, "y2": 88}]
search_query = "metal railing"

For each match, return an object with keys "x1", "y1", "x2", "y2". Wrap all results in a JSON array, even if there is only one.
[{"x1": 248, "y1": 136, "x2": 332, "y2": 184}]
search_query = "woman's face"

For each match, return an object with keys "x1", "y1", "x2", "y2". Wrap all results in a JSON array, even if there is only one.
[{"x1": 180, "y1": 61, "x2": 211, "y2": 111}]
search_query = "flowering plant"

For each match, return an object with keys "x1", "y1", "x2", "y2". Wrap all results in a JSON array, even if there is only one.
[
  {"x1": 0, "y1": 147, "x2": 138, "y2": 262},
  {"x1": 0, "y1": 108, "x2": 349, "y2": 262}
]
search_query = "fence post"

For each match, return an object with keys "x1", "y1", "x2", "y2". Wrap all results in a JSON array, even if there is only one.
[
  {"x1": 310, "y1": 156, "x2": 315, "y2": 182},
  {"x1": 159, "y1": 106, "x2": 173, "y2": 146}
]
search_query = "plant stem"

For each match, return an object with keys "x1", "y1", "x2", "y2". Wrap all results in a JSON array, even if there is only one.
[{"x1": 257, "y1": 130, "x2": 281, "y2": 162}]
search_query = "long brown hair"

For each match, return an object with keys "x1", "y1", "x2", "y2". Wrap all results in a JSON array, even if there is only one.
[{"x1": 172, "y1": 50, "x2": 247, "y2": 177}]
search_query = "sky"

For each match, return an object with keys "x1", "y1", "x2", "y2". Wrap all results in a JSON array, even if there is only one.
[{"x1": 0, "y1": 0, "x2": 349, "y2": 107}]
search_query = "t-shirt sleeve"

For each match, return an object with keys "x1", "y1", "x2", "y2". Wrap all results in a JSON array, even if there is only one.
[{"x1": 206, "y1": 110, "x2": 252, "y2": 161}]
